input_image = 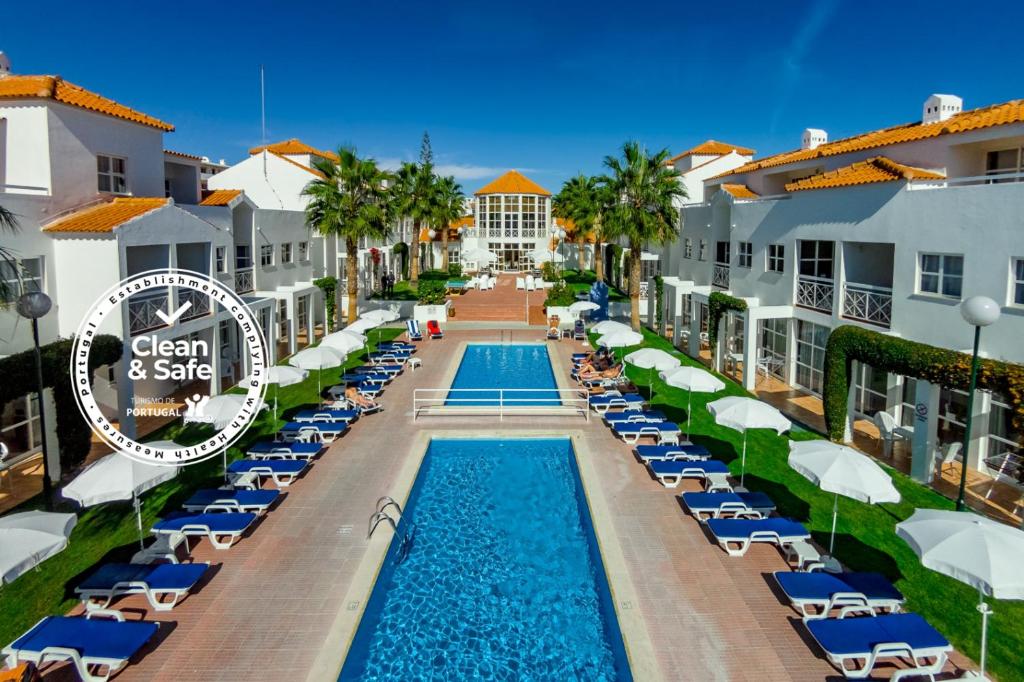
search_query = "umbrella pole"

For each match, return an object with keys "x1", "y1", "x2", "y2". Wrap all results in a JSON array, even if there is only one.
[
  {"x1": 978, "y1": 589, "x2": 992, "y2": 680},
  {"x1": 686, "y1": 391, "x2": 693, "y2": 439},
  {"x1": 740, "y1": 432, "x2": 748, "y2": 486},
  {"x1": 133, "y1": 494, "x2": 144, "y2": 550},
  {"x1": 829, "y1": 493, "x2": 838, "y2": 555}
]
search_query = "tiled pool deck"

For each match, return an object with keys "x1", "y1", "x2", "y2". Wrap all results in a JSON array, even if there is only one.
[{"x1": 69, "y1": 328, "x2": 968, "y2": 681}]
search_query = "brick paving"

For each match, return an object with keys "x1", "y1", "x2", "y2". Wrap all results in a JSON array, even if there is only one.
[
  {"x1": 449, "y1": 275, "x2": 547, "y2": 323},
  {"x1": 41, "y1": 329, "x2": 965, "y2": 681}
]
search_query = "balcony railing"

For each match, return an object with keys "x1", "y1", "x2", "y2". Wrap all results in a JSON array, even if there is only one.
[
  {"x1": 128, "y1": 292, "x2": 169, "y2": 335},
  {"x1": 842, "y1": 282, "x2": 892, "y2": 327},
  {"x1": 712, "y1": 264, "x2": 730, "y2": 289},
  {"x1": 907, "y1": 170, "x2": 1024, "y2": 190},
  {"x1": 235, "y1": 268, "x2": 254, "y2": 294},
  {"x1": 796, "y1": 275, "x2": 834, "y2": 314},
  {"x1": 177, "y1": 288, "x2": 211, "y2": 322}
]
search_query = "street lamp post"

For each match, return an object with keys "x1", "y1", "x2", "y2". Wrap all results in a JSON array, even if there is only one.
[
  {"x1": 16, "y1": 291, "x2": 54, "y2": 510},
  {"x1": 955, "y1": 295, "x2": 1000, "y2": 512}
]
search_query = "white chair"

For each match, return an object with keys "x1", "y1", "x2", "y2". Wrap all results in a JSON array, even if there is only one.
[
  {"x1": 873, "y1": 411, "x2": 903, "y2": 457},
  {"x1": 699, "y1": 331, "x2": 710, "y2": 349},
  {"x1": 935, "y1": 441, "x2": 962, "y2": 477},
  {"x1": 525, "y1": 275, "x2": 536, "y2": 291},
  {"x1": 515, "y1": 277, "x2": 525, "y2": 290}
]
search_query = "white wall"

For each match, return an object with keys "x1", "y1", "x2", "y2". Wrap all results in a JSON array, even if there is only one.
[
  {"x1": 0, "y1": 104, "x2": 51, "y2": 193},
  {"x1": 207, "y1": 152, "x2": 314, "y2": 211}
]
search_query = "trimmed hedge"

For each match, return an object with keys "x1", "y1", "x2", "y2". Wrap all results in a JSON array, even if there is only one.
[
  {"x1": 822, "y1": 325, "x2": 1024, "y2": 448},
  {"x1": 0, "y1": 335, "x2": 122, "y2": 470},
  {"x1": 707, "y1": 291, "x2": 747, "y2": 348},
  {"x1": 313, "y1": 276, "x2": 338, "y2": 332},
  {"x1": 654, "y1": 275, "x2": 664, "y2": 332}
]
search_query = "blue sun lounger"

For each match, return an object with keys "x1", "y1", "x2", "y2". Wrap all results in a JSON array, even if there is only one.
[
  {"x1": 354, "y1": 363, "x2": 402, "y2": 376},
  {"x1": 774, "y1": 571, "x2": 904, "y2": 621},
  {"x1": 292, "y1": 408, "x2": 360, "y2": 423},
  {"x1": 635, "y1": 444, "x2": 711, "y2": 461},
  {"x1": 378, "y1": 342, "x2": 414, "y2": 353},
  {"x1": 648, "y1": 459, "x2": 728, "y2": 488},
  {"x1": 368, "y1": 351, "x2": 409, "y2": 364},
  {"x1": 182, "y1": 488, "x2": 281, "y2": 514},
  {"x1": 613, "y1": 421, "x2": 681, "y2": 445},
  {"x1": 152, "y1": 511, "x2": 258, "y2": 550},
  {"x1": 279, "y1": 421, "x2": 348, "y2": 443},
  {"x1": 589, "y1": 393, "x2": 644, "y2": 414},
  {"x1": 247, "y1": 441, "x2": 324, "y2": 460},
  {"x1": 227, "y1": 458, "x2": 308, "y2": 487},
  {"x1": 681, "y1": 491, "x2": 776, "y2": 521},
  {"x1": 76, "y1": 562, "x2": 210, "y2": 612},
  {"x1": 342, "y1": 372, "x2": 390, "y2": 385},
  {"x1": 2, "y1": 615, "x2": 158, "y2": 682},
  {"x1": 805, "y1": 613, "x2": 951, "y2": 680},
  {"x1": 603, "y1": 410, "x2": 667, "y2": 424},
  {"x1": 406, "y1": 319, "x2": 423, "y2": 341},
  {"x1": 705, "y1": 517, "x2": 810, "y2": 556}
]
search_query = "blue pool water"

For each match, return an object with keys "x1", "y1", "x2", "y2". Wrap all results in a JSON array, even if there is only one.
[
  {"x1": 446, "y1": 344, "x2": 557, "y2": 406},
  {"x1": 339, "y1": 438, "x2": 632, "y2": 681}
]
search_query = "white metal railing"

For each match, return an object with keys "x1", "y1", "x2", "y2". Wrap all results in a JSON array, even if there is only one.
[
  {"x1": 907, "y1": 170, "x2": 1024, "y2": 190},
  {"x1": 796, "y1": 275, "x2": 834, "y2": 313},
  {"x1": 712, "y1": 264, "x2": 730, "y2": 289},
  {"x1": 235, "y1": 268, "x2": 254, "y2": 294},
  {"x1": 413, "y1": 388, "x2": 589, "y2": 421},
  {"x1": 842, "y1": 282, "x2": 892, "y2": 327},
  {"x1": 128, "y1": 292, "x2": 169, "y2": 335},
  {"x1": 177, "y1": 287, "x2": 211, "y2": 321}
]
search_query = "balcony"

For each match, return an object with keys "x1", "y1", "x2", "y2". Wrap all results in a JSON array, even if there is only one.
[
  {"x1": 177, "y1": 288, "x2": 211, "y2": 322},
  {"x1": 842, "y1": 282, "x2": 892, "y2": 327},
  {"x1": 796, "y1": 275, "x2": 834, "y2": 314},
  {"x1": 235, "y1": 268, "x2": 254, "y2": 294},
  {"x1": 128, "y1": 292, "x2": 169, "y2": 335},
  {"x1": 712, "y1": 264, "x2": 730, "y2": 289}
]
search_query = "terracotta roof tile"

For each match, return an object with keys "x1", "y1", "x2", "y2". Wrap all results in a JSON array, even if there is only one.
[
  {"x1": 449, "y1": 215, "x2": 475, "y2": 229},
  {"x1": 0, "y1": 75, "x2": 173, "y2": 131},
  {"x1": 475, "y1": 170, "x2": 551, "y2": 196},
  {"x1": 164, "y1": 149, "x2": 202, "y2": 161},
  {"x1": 199, "y1": 189, "x2": 243, "y2": 206},
  {"x1": 266, "y1": 151, "x2": 327, "y2": 179},
  {"x1": 43, "y1": 198, "x2": 168, "y2": 233},
  {"x1": 784, "y1": 156, "x2": 945, "y2": 192},
  {"x1": 249, "y1": 139, "x2": 338, "y2": 161},
  {"x1": 668, "y1": 140, "x2": 755, "y2": 163},
  {"x1": 720, "y1": 183, "x2": 759, "y2": 199},
  {"x1": 714, "y1": 99, "x2": 1024, "y2": 179}
]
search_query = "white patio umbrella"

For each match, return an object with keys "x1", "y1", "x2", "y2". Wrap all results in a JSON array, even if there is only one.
[
  {"x1": 528, "y1": 249, "x2": 565, "y2": 264},
  {"x1": 321, "y1": 330, "x2": 365, "y2": 355},
  {"x1": 0, "y1": 511, "x2": 78, "y2": 584},
  {"x1": 659, "y1": 366, "x2": 725, "y2": 437},
  {"x1": 592, "y1": 320, "x2": 632, "y2": 335},
  {"x1": 625, "y1": 348, "x2": 681, "y2": 397},
  {"x1": 568, "y1": 301, "x2": 599, "y2": 316},
  {"x1": 707, "y1": 396, "x2": 792, "y2": 485},
  {"x1": 345, "y1": 318, "x2": 381, "y2": 334},
  {"x1": 290, "y1": 346, "x2": 346, "y2": 396},
  {"x1": 788, "y1": 440, "x2": 900, "y2": 554},
  {"x1": 200, "y1": 394, "x2": 267, "y2": 430},
  {"x1": 245, "y1": 365, "x2": 307, "y2": 421},
  {"x1": 596, "y1": 329, "x2": 644, "y2": 349},
  {"x1": 361, "y1": 309, "x2": 400, "y2": 323},
  {"x1": 463, "y1": 247, "x2": 498, "y2": 263},
  {"x1": 63, "y1": 452, "x2": 178, "y2": 548},
  {"x1": 896, "y1": 509, "x2": 1024, "y2": 680}
]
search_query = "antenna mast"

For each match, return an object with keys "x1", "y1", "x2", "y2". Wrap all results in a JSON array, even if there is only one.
[{"x1": 260, "y1": 64, "x2": 267, "y2": 176}]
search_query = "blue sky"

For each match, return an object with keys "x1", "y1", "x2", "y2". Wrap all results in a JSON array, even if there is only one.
[{"x1": 4, "y1": 0, "x2": 1023, "y2": 193}]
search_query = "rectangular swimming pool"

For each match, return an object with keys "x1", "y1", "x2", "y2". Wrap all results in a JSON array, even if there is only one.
[
  {"x1": 339, "y1": 438, "x2": 632, "y2": 680},
  {"x1": 446, "y1": 343, "x2": 557, "y2": 406}
]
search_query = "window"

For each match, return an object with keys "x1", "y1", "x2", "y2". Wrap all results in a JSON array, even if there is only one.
[
  {"x1": 714, "y1": 241, "x2": 730, "y2": 265},
  {"x1": 853, "y1": 363, "x2": 889, "y2": 417},
  {"x1": 798, "y1": 240, "x2": 834, "y2": 279},
  {"x1": 684, "y1": 238, "x2": 693, "y2": 259},
  {"x1": 280, "y1": 243, "x2": 292, "y2": 264},
  {"x1": 235, "y1": 245, "x2": 252, "y2": 269},
  {"x1": 97, "y1": 155, "x2": 127, "y2": 194},
  {"x1": 985, "y1": 147, "x2": 1023, "y2": 182},
  {"x1": 698, "y1": 239, "x2": 707, "y2": 261},
  {"x1": 987, "y1": 394, "x2": 1021, "y2": 463},
  {"x1": 767, "y1": 244, "x2": 785, "y2": 273},
  {"x1": 737, "y1": 242, "x2": 752, "y2": 268},
  {"x1": 795, "y1": 320, "x2": 830, "y2": 395},
  {"x1": 758, "y1": 318, "x2": 788, "y2": 380},
  {"x1": 215, "y1": 247, "x2": 226, "y2": 273},
  {"x1": 277, "y1": 300, "x2": 288, "y2": 340},
  {"x1": 299, "y1": 241, "x2": 309, "y2": 261},
  {"x1": 1011, "y1": 258, "x2": 1024, "y2": 306},
  {"x1": 1, "y1": 393, "x2": 43, "y2": 461},
  {"x1": 260, "y1": 244, "x2": 274, "y2": 267},
  {"x1": 918, "y1": 253, "x2": 963, "y2": 298},
  {"x1": 0, "y1": 257, "x2": 43, "y2": 303}
]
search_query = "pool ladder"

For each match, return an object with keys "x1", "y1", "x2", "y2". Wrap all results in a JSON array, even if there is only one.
[{"x1": 367, "y1": 496, "x2": 416, "y2": 564}]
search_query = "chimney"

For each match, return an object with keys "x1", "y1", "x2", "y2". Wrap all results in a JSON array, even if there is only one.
[
  {"x1": 0, "y1": 52, "x2": 11, "y2": 78},
  {"x1": 801, "y1": 128, "x2": 827, "y2": 150},
  {"x1": 922, "y1": 94, "x2": 962, "y2": 124}
]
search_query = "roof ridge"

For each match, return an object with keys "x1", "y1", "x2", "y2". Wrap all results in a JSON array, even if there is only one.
[
  {"x1": 43, "y1": 196, "x2": 169, "y2": 233},
  {"x1": 266, "y1": 150, "x2": 327, "y2": 179}
]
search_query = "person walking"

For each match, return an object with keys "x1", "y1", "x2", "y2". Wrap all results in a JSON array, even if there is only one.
[{"x1": 380, "y1": 271, "x2": 388, "y2": 297}]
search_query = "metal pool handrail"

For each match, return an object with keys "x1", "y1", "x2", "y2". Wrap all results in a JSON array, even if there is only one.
[{"x1": 412, "y1": 388, "x2": 590, "y2": 421}]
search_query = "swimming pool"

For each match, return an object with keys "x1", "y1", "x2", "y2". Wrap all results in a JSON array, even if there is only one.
[
  {"x1": 446, "y1": 343, "x2": 557, "y2": 406},
  {"x1": 339, "y1": 438, "x2": 632, "y2": 680}
]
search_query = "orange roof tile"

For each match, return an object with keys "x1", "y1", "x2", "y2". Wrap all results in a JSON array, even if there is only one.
[
  {"x1": 249, "y1": 139, "x2": 338, "y2": 161},
  {"x1": 267, "y1": 151, "x2": 327, "y2": 179},
  {"x1": 43, "y1": 198, "x2": 168, "y2": 233},
  {"x1": 714, "y1": 98, "x2": 1024, "y2": 180},
  {"x1": 668, "y1": 140, "x2": 755, "y2": 163},
  {"x1": 784, "y1": 156, "x2": 945, "y2": 192},
  {"x1": 720, "y1": 183, "x2": 759, "y2": 199},
  {"x1": 475, "y1": 170, "x2": 551, "y2": 196},
  {"x1": 0, "y1": 75, "x2": 173, "y2": 131},
  {"x1": 199, "y1": 189, "x2": 243, "y2": 206},
  {"x1": 556, "y1": 216, "x2": 597, "y2": 243},
  {"x1": 164, "y1": 149, "x2": 202, "y2": 161},
  {"x1": 449, "y1": 215, "x2": 475, "y2": 229}
]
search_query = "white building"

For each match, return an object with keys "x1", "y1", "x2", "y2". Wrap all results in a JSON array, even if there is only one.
[{"x1": 653, "y1": 93, "x2": 1024, "y2": 483}]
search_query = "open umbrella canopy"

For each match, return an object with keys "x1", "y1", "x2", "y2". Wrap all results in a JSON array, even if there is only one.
[
  {"x1": 361, "y1": 309, "x2": 400, "y2": 323},
  {"x1": 896, "y1": 509, "x2": 1024, "y2": 599},
  {"x1": 199, "y1": 394, "x2": 267, "y2": 430},
  {"x1": 63, "y1": 453, "x2": 179, "y2": 507},
  {"x1": 624, "y1": 348, "x2": 680, "y2": 372},
  {"x1": 788, "y1": 440, "x2": 900, "y2": 504},
  {"x1": 568, "y1": 301, "x2": 600, "y2": 315},
  {"x1": 462, "y1": 248, "x2": 498, "y2": 263},
  {"x1": 707, "y1": 396, "x2": 791, "y2": 435},
  {"x1": 320, "y1": 331, "x2": 365, "y2": 355},
  {"x1": 528, "y1": 249, "x2": 565, "y2": 263},
  {"x1": 245, "y1": 365, "x2": 307, "y2": 388},
  {"x1": 597, "y1": 330, "x2": 644, "y2": 349},
  {"x1": 290, "y1": 346, "x2": 346, "y2": 371},
  {"x1": 345, "y1": 318, "x2": 381, "y2": 334},
  {"x1": 659, "y1": 366, "x2": 726, "y2": 393},
  {"x1": 0, "y1": 511, "x2": 78, "y2": 584},
  {"x1": 591, "y1": 320, "x2": 631, "y2": 335}
]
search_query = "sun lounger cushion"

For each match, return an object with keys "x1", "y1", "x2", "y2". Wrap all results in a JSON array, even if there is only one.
[
  {"x1": 228, "y1": 459, "x2": 307, "y2": 475},
  {"x1": 681, "y1": 491, "x2": 776, "y2": 517},
  {"x1": 649, "y1": 459, "x2": 728, "y2": 476},
  {"x1": 3, "y1": 616, "x2": 157, "y2": 677},
  {"x1": 805, "y1": 613, "x2": 950, "y2": 678},
  {"x1": 706, "y1": 517, "x2": 808, "y2": 541},
  {"x1": 182, "y1": 488, "x2": 280, "y2": 513},
  {"x1": 775, "y1": 571, "x2": 904, "y2": 618},
  {"x1": 280, "y1": 421, "x2": 347, "y2": 435},
  {"x1": 635, "y1": 444, "x2": 711, "y2": 460},
  {"x1": 247, "y1": 441, "x2": 323, "y2": 456},
  {"x1": 604, "y1": 410, "x2": 667, "y2": 424},
  {"x1": 77, "y1": 563, "x2": 209, "y2": 610},
  {"x1": 153, "y1": 512, "x2": 256, "y2": 535},
  {"x1": 292, "y1": 409, "x2": 360, "y2": 422}
]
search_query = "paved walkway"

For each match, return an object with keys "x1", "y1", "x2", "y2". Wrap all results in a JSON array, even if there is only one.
[
  {"x1": 450, "y1": 275, "x2": 547, "y2": 323},
  {"x1": 48, "y1": 330, "x2": 966, "y2": 681}
]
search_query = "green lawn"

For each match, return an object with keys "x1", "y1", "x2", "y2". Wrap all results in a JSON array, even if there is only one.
[
  {"x1": 604, "y1": 328, "x2": 1021, "y2": 681},
  {"x1": 561, "y1": 269, "x2": 628, "y2": 301},
  {"x1": 367, "y1": 270, "x2": 468, "y2": 301},
  {"x1": 0, "y1": 327, "x2": 404, "y2": 648}
]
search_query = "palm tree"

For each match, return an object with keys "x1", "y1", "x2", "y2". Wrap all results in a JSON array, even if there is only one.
[
  {"x1": 432, "y1": 176, "x2": 464, "y2": 271},
  {"x1": 553, "y1": 174, "x2": 603, "y2": 273},
  {"x1": 599, "y1": 141, "x2": 685, "y2": 330},
  {"x1": 392, "y1": 162, "x2": 437, "y2": 284},
  {"x1": 303, "y1": 147, "x2": 392, "y2": 323},
  {"x1": 0, "y1": 203, "x2": 20, "y2": 304}
]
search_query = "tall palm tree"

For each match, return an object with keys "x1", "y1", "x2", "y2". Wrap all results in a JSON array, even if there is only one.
[
  {"x1": 392, "y1": 162, "x2": 437, "y2": 284},
  {"x1": 553, "y1": 174, "x2": 603, "y2": 273},
  {"x1": 303, "y1": 147, "x2": 392, "y2": 323},
  {"x1": 599, "y1": 141, "x2": 685, "y2": 330},
  {"x1": 432, "y1": 175, "x2": 464, "y2": 271},
  {"x1": 0, "y1": 204, "x2": 20, "y2": 304}
]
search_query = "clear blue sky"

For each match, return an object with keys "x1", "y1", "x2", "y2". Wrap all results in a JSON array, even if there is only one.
[{"x1": 4, "y1": 0, "x2": 1022, "y2": 193}]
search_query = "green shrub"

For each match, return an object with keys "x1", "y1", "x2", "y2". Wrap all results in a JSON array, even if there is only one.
[
  {"x1": 392, "y1": 242, "x2": 409, "y2": 280},
  {"x1": 313, "y1": 276, "x2": 338, "y2": 332},
  {"x1": 544, "y1": 281, "x2": 576, "y2": 307},
  {"x1": 707, "y1": 292, "x2": 747, "y2": 347},
  {"x1": 654, "y1": 275, "x2": 664, "y2": 332},
  {"x1": 417, "y1": 280, "x2": 447, "y2": 305},
  {"x1": 541, "y1": 261, "x2": 558, "y2": 282},
  {"x1": 447, "y1": 263, "x2": 463, "y2": 278}
]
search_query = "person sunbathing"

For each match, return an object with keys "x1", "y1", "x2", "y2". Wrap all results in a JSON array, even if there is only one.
[
  {"x1": 345, "y1": 386, "x2": 379, "y2": 411},
  {"x1": 579, "y1": 363, "x2": 623, "y2": 381}
]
